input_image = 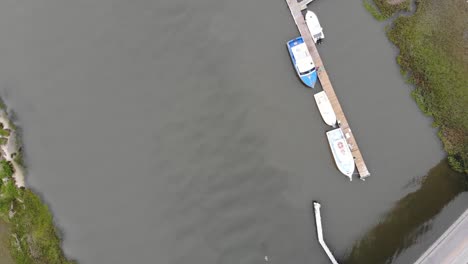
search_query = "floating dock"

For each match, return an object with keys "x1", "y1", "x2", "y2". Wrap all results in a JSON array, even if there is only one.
[
  {"x1": 285, "y1": 0, "x2": 370, "y2": 179},
  {"x1": 313, "y1": 202, "x2": 339, "y2": 264}
]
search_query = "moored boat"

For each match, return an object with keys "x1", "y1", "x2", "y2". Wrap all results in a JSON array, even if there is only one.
[
  {"x1": 286, "y1": 36, "x2": 318, "y2": 88},
  {"x1": 326, "y1": 128, "x2": 355, "y2": 180},
  {"x1": 305, "y1": 10, "x2": 324, "y2": 44},
  {"x1": 314, "y1": 91, "x2": 337, "y2": 127}
]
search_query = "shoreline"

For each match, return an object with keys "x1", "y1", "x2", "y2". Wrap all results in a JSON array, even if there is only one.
[
  {"x1": 345, "y1": 159, "x2": 466, "y2": 263},
  {"x1": 0, "y1": 111, "x2": 25, "y2": 187},
  {"x1": 364, "y1": 0, "x2": 467, "y2": 175},
  {"x1": 0, "y1": 103, "x2": 75, "y2": 263},
  {"x1": 347, "y1": 0, "x2": 468, "y2": 262}
]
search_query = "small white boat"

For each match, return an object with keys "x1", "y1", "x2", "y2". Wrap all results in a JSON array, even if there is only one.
[
  {"x1": 326, "y1": 128, "x2": 355, "y2": 180},
  {"x1": 305, "y1": 10, "x2": 324, "y2": 44},
  {"x1": 314, "y1": 91, "x2": 337, "y2": 127}
]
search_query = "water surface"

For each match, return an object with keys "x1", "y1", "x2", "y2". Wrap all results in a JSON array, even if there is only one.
[
  {"x1": 345, "y1": 159, "x2": 467, "y2": 264},
  {"x1": 0, "y1": 0, "x2": 463, "y2": 263}
]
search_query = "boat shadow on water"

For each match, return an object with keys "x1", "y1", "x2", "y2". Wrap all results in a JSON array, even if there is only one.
[{"x1": 343, "y1": 159, "x2": 467, "y2": 264}]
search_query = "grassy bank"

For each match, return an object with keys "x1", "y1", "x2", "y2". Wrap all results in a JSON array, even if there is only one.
[
  {"x1": 0, "y1": 161, "x2": 76, "y2": 264},
  {"x1": 0, "y1": 108, "x2": 74, "y2": 264},
  {"x1": 0, "y1": 219, "x2": 14, "y2": 264},
  {"x1": 363, "y1": 0, "x2": 387, "y2": 21},
  {"x1": 368, "y1": 0, "x2": 468, "y2": 174},
  {"x1": 375, "y1": 0, "x2": 410, "y2": 18},
  {"x1": 363, "y1": 0, "x2": 410, "y2": 20}
]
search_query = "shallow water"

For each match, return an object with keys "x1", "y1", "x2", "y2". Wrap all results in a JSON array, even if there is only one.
[
  {"x1": 345, "y1": 159, "x2": 467, "y2": 264},
  {"x1": 0, "y1": 0, "x2": 464, "y2": 263}
]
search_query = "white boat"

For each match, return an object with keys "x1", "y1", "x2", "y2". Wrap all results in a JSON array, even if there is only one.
[
  {"x1": 326, "y1": 128, "x2": 355, "y2": 180},
  {"x1": 314, "y1": 91, "x2": 337, "y2": 127},
  {"x1": 287, "y1": 37, "x2": 318, "y2": 88},
  {"x1": 305, "y1": 10, "x2": 324, "y2": 44}
]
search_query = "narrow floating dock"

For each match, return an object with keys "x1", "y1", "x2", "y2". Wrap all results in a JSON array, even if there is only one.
[
  {"x1": 313, "y1": 202, "x2": 339, "y2": 264},
  {"x1": 285, "y1": 0, "x2": 370, "y2": 179}
]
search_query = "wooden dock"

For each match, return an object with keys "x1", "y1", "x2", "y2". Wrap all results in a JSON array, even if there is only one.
[{"x1": 285, "y1": 0, "x2": 371, "y2": 179}]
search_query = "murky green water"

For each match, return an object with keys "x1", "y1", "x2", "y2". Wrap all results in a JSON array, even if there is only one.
[{"x1": 345, "y1": 159, "x2": 467, "y2": 264}]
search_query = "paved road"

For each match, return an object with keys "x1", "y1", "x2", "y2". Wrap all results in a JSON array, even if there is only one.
[{"x1": 414, "y1": 209, "x2": 468, "y2": 264}]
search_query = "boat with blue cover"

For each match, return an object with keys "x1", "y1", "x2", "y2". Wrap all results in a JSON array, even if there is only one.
[{"x1": 286, "y1": 37, "x2": 318, "y2": 88}]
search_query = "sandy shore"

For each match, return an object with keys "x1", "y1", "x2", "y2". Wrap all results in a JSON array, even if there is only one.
[{"x1": 0, "y1": 111, "x2": 25, "y2": 187}]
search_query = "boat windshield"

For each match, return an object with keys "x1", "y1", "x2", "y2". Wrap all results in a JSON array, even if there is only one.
[
  {"x1": 313, "y1": 33, "x2": 323, "y2": 39},
  {"x1": 300, "y1": 67, "x2": 316, "y2": 75}
]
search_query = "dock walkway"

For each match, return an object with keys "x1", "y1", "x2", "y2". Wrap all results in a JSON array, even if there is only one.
[
  {"x1": 313, "y1": 202, "x2": 339, "y2": 264},
  {"x1": 285, "y1": 0, "x2": 370, "y2": 179}
]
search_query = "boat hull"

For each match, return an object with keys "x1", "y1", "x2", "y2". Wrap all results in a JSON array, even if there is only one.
[
  {"x1": 305, "y1": 10, "x2": 325, "y2": 44},
  {"x1": 326, "y1": 128, "x2": 355, "y2": 180},
  {"x1": 286, "y1": 37, "x2": 318, "y2": 88},
  {"x1": 314, "y1": 91, "x2": 337, "y2": 127},
  {"x1": 300, "y1": 71, "x2": 318, "y2": 88}
]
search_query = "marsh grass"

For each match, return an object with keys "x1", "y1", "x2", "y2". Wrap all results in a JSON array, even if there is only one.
[
  {"x1": 364, "y1": 0, "x2": 468, "y2": 173},
  {"x1": 0, "y1": 129, "x2": 10, "y2": 137},
  {"x1": 363, "y1": 0, "x2": 386, "y2": 21},
  {"x1": 0, "y1": 160, "x2": 76, "y2": 264},
  {"x1": 364, "y1": 0, "x2": 410, "y2": 20},
  {"x1": 387, "y1": 0, "x2": 467, "y2": 173},
  {"x1": 375, "y1": 0, "x2": 411, "y2": 17}
]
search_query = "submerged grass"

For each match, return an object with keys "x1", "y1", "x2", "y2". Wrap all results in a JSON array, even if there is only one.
[
  {"x1": 0, "y1": 160, "x2": 75, "y2": 264},
  {"x1": 363, "y1": 0, "x2": 386, "y2": 21},
  {"x1": 345, "y1": 159, "x2": 466, "y2": 264},
  {"x1": 364, "y1": 0, "x2": 410, "y2": 20},
  {"x1": 366, "y1": 0, "x2": 468, "y2": 174},
  {"x1": 375, "y1": 0, "x2": 411, "y2": 18}
]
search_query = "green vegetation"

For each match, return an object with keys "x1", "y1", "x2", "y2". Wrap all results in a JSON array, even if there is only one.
[
  {"x1": 0, "y1": 129, "x2": 10, "y2": 138},
  {"x1": 374, "y1": 0, "x2": 410, "y2": 18},
  {"x1": 367, "y1": 0, "x2": 468, "y2": 174},
  {"x1": 364, "y1": 0, "x2": 410, "y2": 20},
  {"x1": 0, "y1": 160, "x2": 75, "y2": 264},
  {"x1": 363, "y1": 0, "x2": 386, "y2": 21}
]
